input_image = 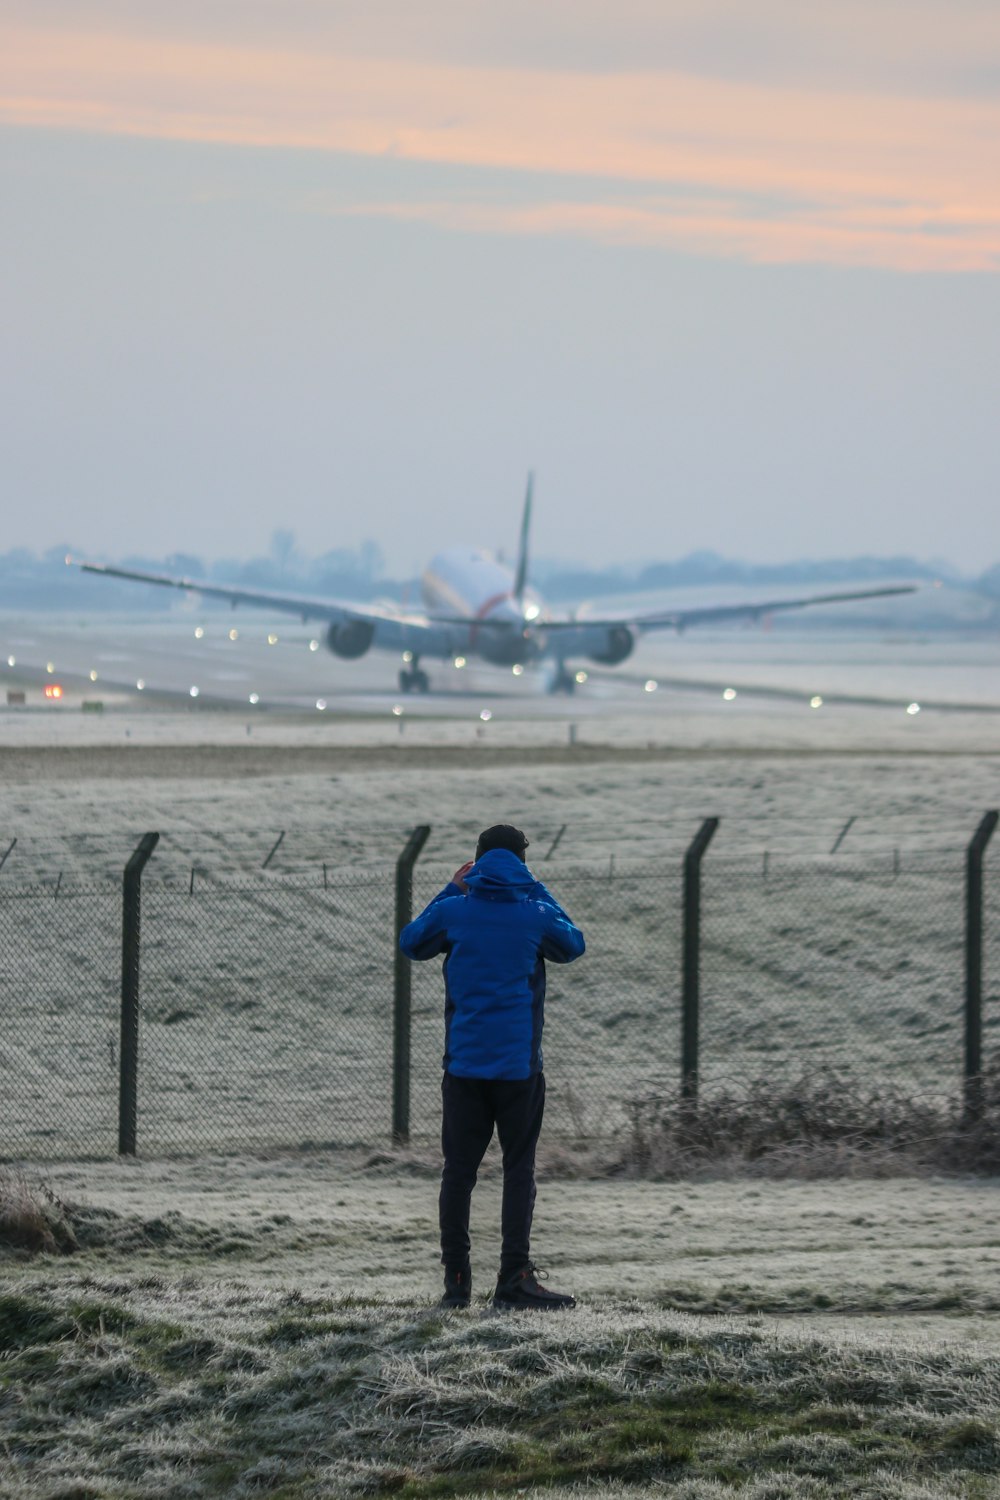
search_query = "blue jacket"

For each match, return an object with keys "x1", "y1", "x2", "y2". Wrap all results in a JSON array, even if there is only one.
[{"x1": 399, "y1": 849, "x2": 585, "y2": 1080}]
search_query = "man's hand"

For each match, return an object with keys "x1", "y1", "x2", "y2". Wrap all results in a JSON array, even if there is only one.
[{"x1": 452, "y1": 859, "x2": 474, "y2": 892}]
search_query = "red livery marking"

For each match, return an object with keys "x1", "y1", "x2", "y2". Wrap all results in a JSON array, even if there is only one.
[{"x1": 470, "y1": 591, "x2": 512, "y2": 648}]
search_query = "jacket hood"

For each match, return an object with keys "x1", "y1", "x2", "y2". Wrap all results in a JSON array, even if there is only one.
[{"x1": 464, "y1": 847, "x2": 537, "y2": 900}]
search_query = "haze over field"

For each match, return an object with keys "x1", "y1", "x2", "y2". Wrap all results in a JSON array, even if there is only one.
[{"x1": 2, "y1": 2, "x2": 998, "y2": 576}]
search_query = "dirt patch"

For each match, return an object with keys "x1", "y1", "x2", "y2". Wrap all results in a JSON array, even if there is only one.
[{"x1": 4, "y1": 741, "x2": 998, "y2": 784}]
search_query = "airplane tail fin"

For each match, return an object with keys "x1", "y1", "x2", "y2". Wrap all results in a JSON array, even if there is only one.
[{"x1": 513, "y1": 471, "x2": 534, "y2": 602}]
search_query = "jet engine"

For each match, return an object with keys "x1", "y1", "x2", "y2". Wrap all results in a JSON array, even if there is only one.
[
  {"x1": 326, "y1": 619, "x2": 375, "y2": 659},
  {"x1": 587, "y1": 625, "x2": 635, "y2": 665}
]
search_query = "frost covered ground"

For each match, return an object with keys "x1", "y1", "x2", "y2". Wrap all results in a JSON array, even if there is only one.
[
  {"x1": 2, "y1": 684, "x2": 1000, "y2": 1493},
  {"x1": 23, "y1": 1155, "x2": 1000, "y2": 1327},
  {"x1": 2, "y1": 1158, "x2": 1000, "y2": 1497},
  {"x1": 3, "y1": 707, "x2": 999, "y2": 1156}
]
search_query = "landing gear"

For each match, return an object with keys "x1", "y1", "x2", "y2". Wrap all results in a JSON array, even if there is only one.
[
  {"x1": 399, "y1": 659, "x2": 430, "y2": 693},
  {"x1": 548, "y1": 662, "x2": 576, "y2": 695}
]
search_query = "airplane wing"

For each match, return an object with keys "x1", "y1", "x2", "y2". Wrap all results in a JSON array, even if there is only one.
[
  {"x1": 72, "y1": 564, "x2": 530, "y2": 633},
  {"x1": 71, "y1": 559, "x2": 430, "y2": 627},
  {"x1": 73, "y1": 559, "x2": 918, "y2": 643},
  {"x1": 545, "y1": 583, "x2": 918, "y2": 633}
]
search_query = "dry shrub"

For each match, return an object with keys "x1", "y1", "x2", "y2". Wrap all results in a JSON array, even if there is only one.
[
  {"x1": 618, "y1": 1065, "x2": 1000, "y2": 1179},
  {"x1": 0, "y1": 1170, "x2": 77, "y2": 1255}
]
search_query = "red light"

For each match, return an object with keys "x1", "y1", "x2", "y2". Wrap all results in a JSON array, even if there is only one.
[{"x1": 44, "y1": 684, "x2": 64, "y2": 700}]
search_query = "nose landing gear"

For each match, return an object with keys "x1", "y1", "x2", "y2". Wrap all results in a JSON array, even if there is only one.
[{"x1": 399, "y1": 657, "x2": 430, "y2": 693}]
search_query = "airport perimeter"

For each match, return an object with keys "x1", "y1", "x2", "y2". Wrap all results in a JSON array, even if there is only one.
[{"x1": 1, "y1": 813, "x2": 996, "y2": 1160}]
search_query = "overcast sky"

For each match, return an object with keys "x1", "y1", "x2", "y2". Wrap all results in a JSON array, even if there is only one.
[{"x1": 2, "y1": 1, "x2": 998, "y2": 575}]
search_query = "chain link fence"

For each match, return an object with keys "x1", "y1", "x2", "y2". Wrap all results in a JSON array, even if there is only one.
[
  {"x1": 0, "y1": 822, "x2": 996, "y2": 1158},
  {"x1": 700, "y1": 854, "x2": 969, "y2": 1094},
  {"x1": 135, "y1": 872, "x2": 398, "y2": 1154},
  {"x1": 0, "y1": 887, "x2": 120, "y2": 1158}
]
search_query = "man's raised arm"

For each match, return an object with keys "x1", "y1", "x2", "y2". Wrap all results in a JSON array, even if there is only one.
[
  {"x1": 399, "y1": 866, "x2": 468, "y2": 960},
  {"x1": 539, "y1": 906, "x2": 585, "y2": 964}
]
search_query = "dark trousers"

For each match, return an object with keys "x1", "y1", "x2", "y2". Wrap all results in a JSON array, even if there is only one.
[{"x1": 439, "y1": 1071, "x2": 545, "y2": 1276}]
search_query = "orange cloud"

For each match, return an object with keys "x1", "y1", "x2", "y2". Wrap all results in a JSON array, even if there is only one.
[
  {"x1": 348, "y1": 198, "x2": 1000, "y2": 275},
  {"x1": 2, "y1": 23, "x2": 998, "y2": 271}
]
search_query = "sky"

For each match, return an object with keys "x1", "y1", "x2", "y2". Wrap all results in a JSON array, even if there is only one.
[{"x1": 1, "y1": 1, "x2": 998, "y2": 576}]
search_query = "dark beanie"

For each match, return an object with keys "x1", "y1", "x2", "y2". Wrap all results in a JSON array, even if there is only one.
[{"x1": 475, "y1": 824, "x2": 530, "y2": 860}]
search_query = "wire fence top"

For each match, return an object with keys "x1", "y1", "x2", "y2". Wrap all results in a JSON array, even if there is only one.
[{"x1": 0, "y1": 811, "x2": 993, "y2": 893}]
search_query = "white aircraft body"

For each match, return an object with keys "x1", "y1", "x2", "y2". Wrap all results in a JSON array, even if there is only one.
[{"x1": 74, "y1": 478, "x2": 916, "y2": 694}]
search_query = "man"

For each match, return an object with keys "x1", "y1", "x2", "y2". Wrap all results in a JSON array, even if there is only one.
[{"x1": 399, "y1": 823, "x2": 585, "y2": 1311}]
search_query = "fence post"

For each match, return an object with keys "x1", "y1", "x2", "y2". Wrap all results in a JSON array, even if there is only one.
[
  {"x1": 965, "y1": 810, "x2": 998, "y2": 1122},
  {"x1": 119, "y1": 832, "x2": 159, "y2": 1156},
  {"x1": 681, "y1": 818, "x2": 719, "y2": 1104},
  {"x1": 393, "y1": 824, "x2": 432, "y2": 1145}
]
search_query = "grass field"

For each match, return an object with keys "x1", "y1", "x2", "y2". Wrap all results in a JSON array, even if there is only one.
[
  {"x1": 3, "y1": 1158, "x2": 1000, "y2": 1498},
  {"x1": 3, "y1": 711, "x2": 1000, "y2": 1493}
]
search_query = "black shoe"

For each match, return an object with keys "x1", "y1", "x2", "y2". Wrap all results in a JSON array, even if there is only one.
[
  {"x1": 493, "y1": 1263, "x2": 576, "y2": 1311},
  {"x1": 440, "y1": 1265, "x2": 471, "y2": 1309}
]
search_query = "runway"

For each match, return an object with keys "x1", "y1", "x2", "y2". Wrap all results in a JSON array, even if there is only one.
[
  {"x1": 3, "y1": 610, "x2": 999, "y2": 725},
  {"x1": 1, "y1": 610, "x2": 630, "y2": 718}
]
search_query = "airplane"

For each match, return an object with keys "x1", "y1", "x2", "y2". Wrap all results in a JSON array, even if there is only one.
[{"x1": 71, "y1": 476, "x2": 917, "y2": 695}]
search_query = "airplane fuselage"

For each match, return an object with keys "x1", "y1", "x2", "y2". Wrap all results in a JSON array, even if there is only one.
[{"x1": 422, "y1": 548, "x2": 545, "y2": 666}]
